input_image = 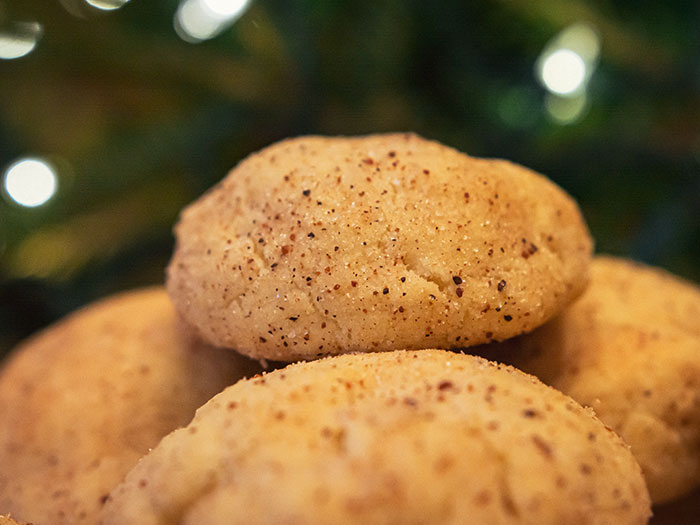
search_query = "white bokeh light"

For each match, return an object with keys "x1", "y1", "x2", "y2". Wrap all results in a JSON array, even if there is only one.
[
  {"x1": 0, "y1": 22, "x2": 43, "y2": 60},
  {"x1": 175, "y1": 0, "x2": 222, "y2": 42},
  {"x1": 85, "y1": 0, "x2": 130, "y2": 11},
  {"x1": 536, "y1": 23, "x2": 600, "y2": 105},
  {"x1": 3, "y1": 158, "x2": 58, "y2": 207},
  {"x1": 201, "y1": 0, "x2": 250, "y2": 17},
  {"x1": 175, "y1": 0, "x2": 252, "y2": 43},
  {"x1": 540, "y1": 49, "x2": 587, "y2": 96}
]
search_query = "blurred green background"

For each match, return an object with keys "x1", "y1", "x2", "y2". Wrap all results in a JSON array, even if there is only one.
[{"x1": 1, "y1": 0, "x2": 698, "y2": 358}]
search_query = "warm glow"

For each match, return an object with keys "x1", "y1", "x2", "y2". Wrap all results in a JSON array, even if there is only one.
[
  {"x1": 85, "y1": 0, "x2": 130, "y2": 11},
  {"x1": 540, "y1": 49, "x2": 587, "y2": 96},
  {"x1": 0, "y1": 22, "x2": 42, "y2": 60},
  {"x1": 3, "y1": 158, "x2": 58, "y2": 207},
  {"x1": 175, "y1": 0, "x2": 252, "y2": 43}
]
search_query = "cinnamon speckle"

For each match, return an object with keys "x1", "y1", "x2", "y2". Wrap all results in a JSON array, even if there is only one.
[
  {"x1": 521, "y1": 241, "x2": 538, "y2": 259},
  {"x1": 532, "y1": 435, "x2": 553, "y2": 459}
]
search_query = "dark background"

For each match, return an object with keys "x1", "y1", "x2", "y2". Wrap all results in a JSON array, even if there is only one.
[{"x1": 1, "y1": 0, "x2": 699, "y2": 359}]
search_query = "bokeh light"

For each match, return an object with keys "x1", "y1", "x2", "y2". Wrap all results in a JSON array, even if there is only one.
[
  {"x1": 0, "y1": 22, "x2": 43, "y2": 60},
  {"x1": 536, "y1": 23, "x2": 601, "y2": 100},
  {"x1": 174, "y1": 0, "x2": 252, "y2": 43},
  {"x1": 540, "y1": 49, "x2": 587, "y2": 96},
  {"x1": 201, "y1": 0, "x2": 249, "y2": 17},
  {"x1": 85, "y1": 0, "x2": 130, "y2": 11},
  {"x1": 3, "y1": 158, "x2": 58, "y2": 208},
  {"x1": 557, "y1": 23, "x2": 601, "y2": 64},
  {"x1": 175, "y1": 0, "x2": 221, "y2": 42},
  {"x1": 536, "y1": 23, "x2": 601, "y2": 125}
]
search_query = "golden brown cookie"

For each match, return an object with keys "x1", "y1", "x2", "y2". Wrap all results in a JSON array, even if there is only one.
[
  {"x1": 0, "y1": 288, "x2": 262, "y2": 525},
  {"x1": 101, "y1": 350, "x2": 650, "y2": 524},
  {"x1": 482, "y1": 256, "x2": 700, "y2": 504},
  {"x1": 167, "y1": 133, "x2": 593, "y2": 361}
]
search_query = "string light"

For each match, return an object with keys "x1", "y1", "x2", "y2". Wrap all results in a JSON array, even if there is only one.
[
  {"x1": 0, "y1": 22, "x2": 42, "y2": 60},
  {"x1": 84, "y1": 0, "x2": 130, "y2": 11},
  {"x1": 3, "y1": 158, "x2": 58, "y2": 208},
  {"x1": 540, "y1": 49, "x2": 587, "y2": 96},
  {"x1": 536, "y1": 23, "x2": 601, "y2": 124},
  {"x1": 174, "y1": 0, "x2": 252, "y2": 43}
]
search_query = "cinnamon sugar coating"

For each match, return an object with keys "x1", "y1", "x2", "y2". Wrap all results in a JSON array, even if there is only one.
[{"x1": 167, "y1": 134, "x2": 592, "y2": 361}]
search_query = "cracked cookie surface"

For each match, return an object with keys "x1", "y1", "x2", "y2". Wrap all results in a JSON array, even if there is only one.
[
  {"x1": 167, "y1": 133, "x2": 592, "y2": 361},
  {"x1": 100, "y1": 350, "x2": 650, "y2": 525}
]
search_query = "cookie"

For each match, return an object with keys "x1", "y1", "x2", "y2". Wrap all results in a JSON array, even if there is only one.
[
  {"x1": 167, "y1": 133, "x2": 593, "y2": 361},
  {"x1": 482, "y1": 256, "x2": 700, "y2": 503},
  {"x1": 0, "y1": 517, "x2": 26, "y2": 525},
  {"x1": 101, "y1": 350, "x2": 650, "y2": 524},
  {"x1": 0, "y1": 288, "x2": 262, "y2": 525}
]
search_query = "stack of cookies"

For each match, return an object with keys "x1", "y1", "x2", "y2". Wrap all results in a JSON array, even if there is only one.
[{"x1": 1, "y1": 134, "x2": 698, "y2": 524}]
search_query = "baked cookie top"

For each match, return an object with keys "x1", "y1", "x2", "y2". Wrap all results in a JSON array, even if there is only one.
[
  {"x1": 101, "y1": 350, "x2": 650, "y2": 525},
  {"x1": 0, "y1": 288, "x2": 261, "y2": 525},
  {"x1": 167, "y1": 133, "x2": 593, "y2": 361},
  {"x1": 483, "y1": 256, "x2": 700, "y2": 503}
]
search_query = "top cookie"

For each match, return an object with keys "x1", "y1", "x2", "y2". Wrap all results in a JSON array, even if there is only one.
[{"x1": 167, "y1": 133, "x2": 592, "y2": 361}]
